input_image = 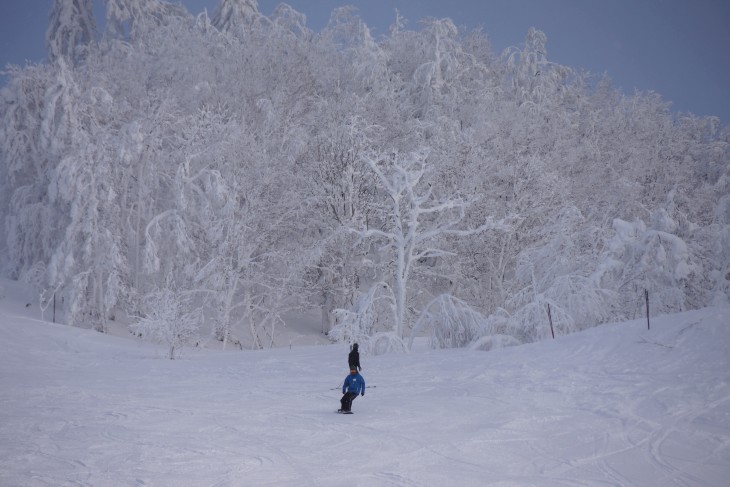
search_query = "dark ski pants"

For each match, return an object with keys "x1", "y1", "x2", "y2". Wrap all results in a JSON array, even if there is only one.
[{"x1": 340, "y1": 392, "x2": 358, "y2": 412}]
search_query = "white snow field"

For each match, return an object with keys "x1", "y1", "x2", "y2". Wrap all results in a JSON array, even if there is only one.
[{"x1": 1, "y1": 278, "x2": 729, "y2": 487}]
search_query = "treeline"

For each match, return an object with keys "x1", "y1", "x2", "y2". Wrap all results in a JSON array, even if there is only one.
[{"x1": 1, "y1": 0, "x2": 728, "y2": 352}]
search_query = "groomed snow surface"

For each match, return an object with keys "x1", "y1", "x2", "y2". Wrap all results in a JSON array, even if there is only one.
[{"x1": 1, "y1": 279, "x2": 729, "y2": 486}]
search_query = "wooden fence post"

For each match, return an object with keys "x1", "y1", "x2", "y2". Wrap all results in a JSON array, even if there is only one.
[{"x1": 645, "y1": 289, "x2": 650, "y2": 331}]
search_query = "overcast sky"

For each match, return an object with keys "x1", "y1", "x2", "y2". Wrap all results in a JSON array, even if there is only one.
[{"x1": 1, "y1": 0, "x2": 728, "y2": 124}]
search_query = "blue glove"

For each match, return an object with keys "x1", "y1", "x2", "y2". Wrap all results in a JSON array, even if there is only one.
[{"x1": 361, "y1": 392, "x2": 364, "y2": 396}]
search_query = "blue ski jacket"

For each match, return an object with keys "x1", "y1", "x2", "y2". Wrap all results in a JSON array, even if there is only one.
[{"x1": 342, "y1": 372, "x2": 366, "y2": 395}]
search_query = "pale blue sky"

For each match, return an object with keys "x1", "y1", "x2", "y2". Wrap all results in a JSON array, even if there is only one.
[{"x1": 1, "y1": 0, "x2": 728, "y2": 124}]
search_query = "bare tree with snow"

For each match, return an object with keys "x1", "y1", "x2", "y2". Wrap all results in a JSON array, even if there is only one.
[{"x1": 354, "y1": 149, "x2": 509, "y2": 339}]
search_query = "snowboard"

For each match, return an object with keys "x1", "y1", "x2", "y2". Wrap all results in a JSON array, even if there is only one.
[{"x1": 337, "y1": 410, "x2": 354, "y2": 414}]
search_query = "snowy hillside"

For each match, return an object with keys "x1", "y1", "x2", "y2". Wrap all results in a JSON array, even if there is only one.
[{"x1": 1, "y1": 278, "x2": 729, "y2": 486}]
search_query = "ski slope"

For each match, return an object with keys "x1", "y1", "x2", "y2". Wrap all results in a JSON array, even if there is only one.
[{"x1": 1, "y1": 278, "x2": 729, "y2": 486}]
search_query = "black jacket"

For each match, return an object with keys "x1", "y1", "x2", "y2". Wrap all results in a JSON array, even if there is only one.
[{"x1": 348, "y1": 347, "x2": 361, "y2": 371}]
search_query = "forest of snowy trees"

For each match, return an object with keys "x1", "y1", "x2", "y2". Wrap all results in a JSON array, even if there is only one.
[{"x1": 1, "y1": 0, "x2": 728, "y2": 355}]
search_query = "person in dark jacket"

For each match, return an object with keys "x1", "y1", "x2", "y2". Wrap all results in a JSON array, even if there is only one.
[
  {"x1": 348, "y1": 343, "x2": 361, "y2": 371},
  {"x1": 339, "y1": 366, "x2": 365, "y2": 413}
]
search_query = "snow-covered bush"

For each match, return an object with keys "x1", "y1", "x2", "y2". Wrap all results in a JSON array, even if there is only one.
[
  {"x1": 130, "y1": 286, "x2": 201, "y2": 360},
  {"x1": 409, "y1": 294, "x2": 491, "y2": 349},
  {"x1": 597, "y1": 212, "x2": 701, "y2": 319},
  {"x1": 329, "y1": 283, "x2": 396, "y2": 349},
  {"x1": 506, "y1": 206, "x2": 614, "y2": 342},
  {"x1": 329, "y1": 283, "x2": 410, "y2": 354},
  {"x1": 505, "y1": 295, "x2": 571, "y2": 343}
]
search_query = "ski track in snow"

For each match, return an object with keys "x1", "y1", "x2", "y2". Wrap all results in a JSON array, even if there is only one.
[{"x1": 0, "y1": 280, "x2": 729, "y2": 486}]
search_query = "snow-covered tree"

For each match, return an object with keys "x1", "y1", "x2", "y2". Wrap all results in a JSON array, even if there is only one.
[
  {"x1": 195, "y1": 139, "x2": 296, "y2": 350},
  {"x1": 296, "y1": 103, "x2": 375, "y2": 333},
  {"x1": 46, "y1": 0, "x2": 96, "y2": 65},
  {"x1": 502, "y1": 28, "x2": 573, "y2": 113},
  {"x1": 0, "y1": 63, "x2": 57, "y2": 279},
  {"x1": 596, "y1": 209, "x2": 701, "y2": 320},
  {"x1": 269, "y1": 3, "x2": 310, "y2": 38},
  {"x1": 506, "y1": 206, "x2": 614, "y2": 342},
  {"x1": 354, "y1": 149, "x2": 509, "y2": 338},
  {"x1": 104, "y1": 0, "x2": 188, "y2": 39},
  {"x1": 34, "y1": 59, "x2": 132, "y2": 331},
  {"x1": 211, "y1": 0, "x2": 260, "y2": 34},
  {"x1": 49, "y1": 143, "x2": 127, "y2": 331},
  {"x1": 1, "y1": 0, "x2": 727, "y2": 349}
]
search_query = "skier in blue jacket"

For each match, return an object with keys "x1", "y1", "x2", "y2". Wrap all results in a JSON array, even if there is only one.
[{"x1": 339, "y1": 366, "x2": 365, "y2": 413}]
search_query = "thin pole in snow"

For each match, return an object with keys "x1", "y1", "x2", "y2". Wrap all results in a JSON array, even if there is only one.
[
  {"x1": 645, "y1": 289, "x2": 650, "y2": 330},
  {"x1": 53, "y1": 293, "x2": 56, "y2": 323},
  {"x1": 547, "y1": 303, "x2": 555, "y2": 339}
]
